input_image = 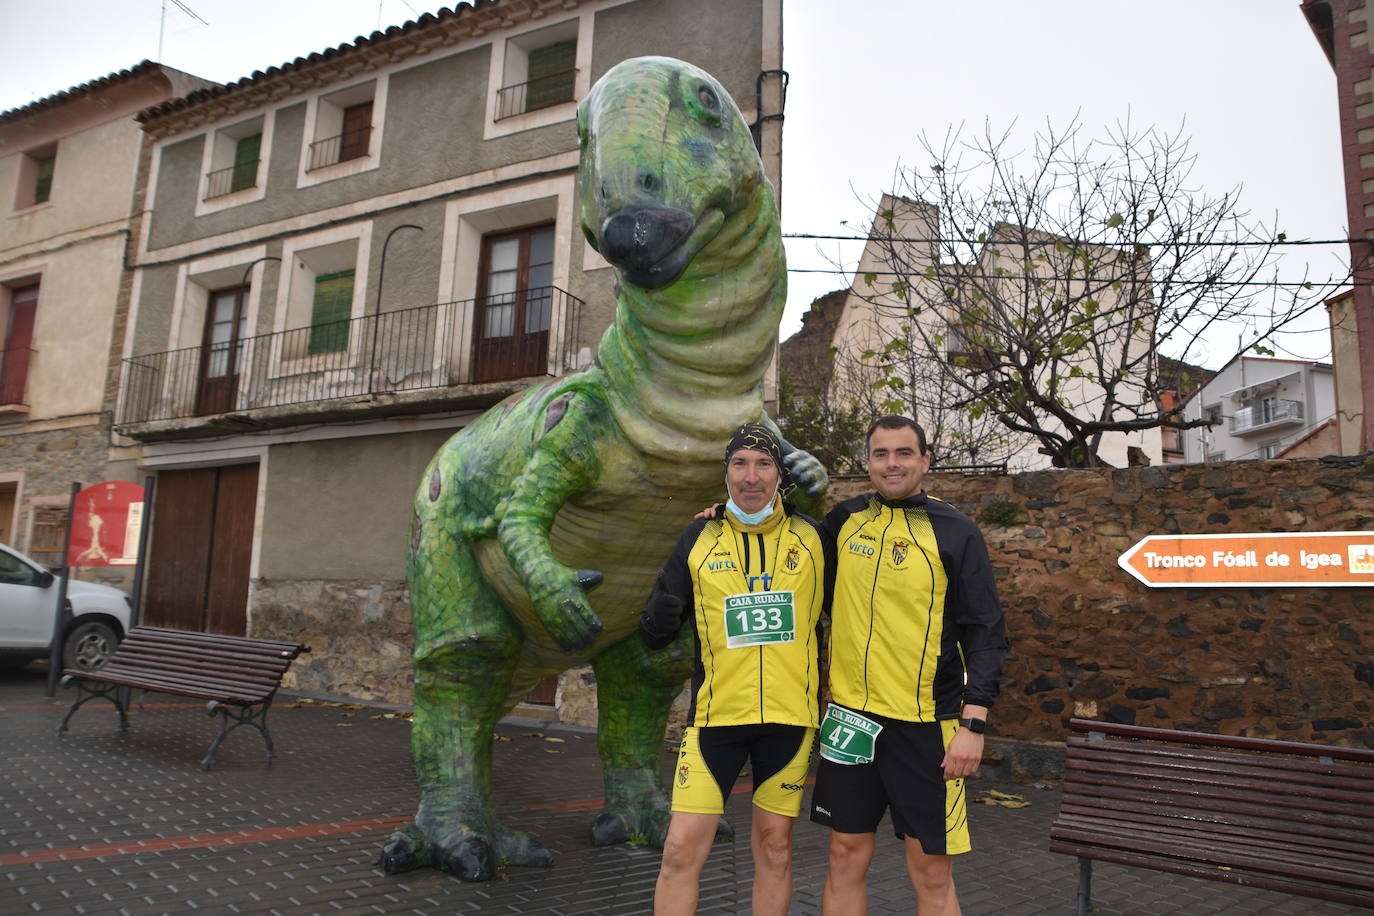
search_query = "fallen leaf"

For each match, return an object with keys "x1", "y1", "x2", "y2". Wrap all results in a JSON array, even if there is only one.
[{"x1": 544, "y1": 737, "x2": 565, "y2": 743}]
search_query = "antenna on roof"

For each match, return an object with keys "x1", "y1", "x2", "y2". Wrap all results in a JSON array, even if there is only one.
[{"x1": 158, "y1": 0, "x2": 210, "y2": 62}]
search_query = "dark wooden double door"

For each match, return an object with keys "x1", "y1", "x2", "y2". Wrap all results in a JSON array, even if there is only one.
[
  {"x1": 472, "y1": 225, "x2": 554, "y2": 383},
  {"x1": 144, "y1": 465, "x2": 257, "y2": 635}
]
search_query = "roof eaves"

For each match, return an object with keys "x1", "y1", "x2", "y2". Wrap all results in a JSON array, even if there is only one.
[
  {"x1": 0, "y1": 60, "x2": 162, "y2": 124},
  {"x1": 136, "y1": 0, "x2": 507, "y2": 127}
]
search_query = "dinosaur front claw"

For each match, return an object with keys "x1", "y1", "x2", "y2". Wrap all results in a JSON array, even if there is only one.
[{"x1": 577, "y1": 569, "x2": 604, "y2": 591}]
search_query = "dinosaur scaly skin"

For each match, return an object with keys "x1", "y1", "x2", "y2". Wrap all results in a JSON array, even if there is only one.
[{"x1": 380, "y1": 57, "x2": 828, "y2": 882}]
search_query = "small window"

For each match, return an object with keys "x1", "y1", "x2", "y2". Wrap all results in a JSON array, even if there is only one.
[
  {"x1": 308, "y1": 270, "x2": 355, "y2": 354},
  {"x1": 337, "y1": 103, "x2": 373, "y2": 164},
  {"x1": 14, "y1": 146, "x2": 57, "y2": 209},
  {"x1": 308, "y1": 82, "x2": 376, "y2": 172},
  {"x1": 1259, "y1": 441, "x2": 1281, "y2": 459},
  {"x1": 230, "y1": 134, "x2": 261, "y2": 193},
  {"x1": 29, "y1": 505, "x2": 69, "y2": 570},
  {"x1": 496, "y1": 21, "x2": 579, "y2": 121},
  {"x1": 33, "y1": 156, "x2": 54, "y2": 204}
]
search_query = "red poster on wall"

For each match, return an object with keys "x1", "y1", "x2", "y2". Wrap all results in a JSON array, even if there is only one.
[{"x1": 69, "y1": 481, "x2": 145, "y2": 567}]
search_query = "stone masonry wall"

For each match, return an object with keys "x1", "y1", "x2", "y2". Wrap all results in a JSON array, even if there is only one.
[
  {"x1": 831, "y1": 454, "x2": 1374, "y2": 750},
  {"x1": 249, "y1": 578, "x2": 415, "y2": 703}
]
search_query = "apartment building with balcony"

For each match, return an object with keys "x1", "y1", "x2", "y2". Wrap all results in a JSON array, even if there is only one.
[
  {"x1": 1182, "y1": 356, "x2": 1336, "y2": 463},
  {"x1": 0, "y1": 62, "x2": 210, "y2": 574},
  {"x1": 115, "y1": 0, "x2": 784, "y2": 701}
]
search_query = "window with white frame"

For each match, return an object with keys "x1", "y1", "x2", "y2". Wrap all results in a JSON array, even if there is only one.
[
  {"x1": 284, "y1": 240, "x2": 361, "y2": 361},
  {"x1": 204, "y1": 116, "x2": 266, "y2": 200},
  {"x1": 307, "y1": 82, "x2": 377, "y2": 172},
  {"x1": 495, "y1": 21, "x2": 578, "y2": 121}
]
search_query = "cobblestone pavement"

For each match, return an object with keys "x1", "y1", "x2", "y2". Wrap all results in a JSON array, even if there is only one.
[{"x1": 1, "y1": 665, "x2": 1365, "y2": 915}]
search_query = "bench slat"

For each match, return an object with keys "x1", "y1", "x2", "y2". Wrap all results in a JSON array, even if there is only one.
[
  {"x1": 1057, "y1": 800, "x2": 1374, "y2": 856},
  {"x1": 91, "y1": 667, "x2": 275, "y2": 702},
  {"x1": 1068, "y1": 738, "x2": 1374, "y2": 789},
  {"x1": 93, "y1": 659, "x2": 278, "y2": 694},
  {"x1": 103, "y1": 648, "x2": 291, "y2": 681},
  {"x1": 1062, "y1": 765, "x2": 1374, "y2": 819},
  {"x1": 1067, "y1": 717, "x2": 1374, "y2": 764},
  {"x1": 1050, "y1": 822, "x2": 1374, "y2": 889},
  {"x1": 1061, "y1": 774, "x2": 1374, "y2": 831},
  {"x1": 1053, "y1": 810, "x2": 1374, "y2": 871}
]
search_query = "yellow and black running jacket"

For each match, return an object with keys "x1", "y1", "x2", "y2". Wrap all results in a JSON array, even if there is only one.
[
  {"x1": 825, "y1": 491, "x2": 1006, "y2": 723},
  {"x1": 639, "y1": 499, "x2": 831, "y2": 728}
]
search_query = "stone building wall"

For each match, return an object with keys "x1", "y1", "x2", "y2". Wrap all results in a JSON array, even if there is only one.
[
  {"x1": 250, "y1": 578, "x2": 415, "y2": 703},
  {"x1": 830, "y1": 454, "x2": 1374, "y2": 750}
]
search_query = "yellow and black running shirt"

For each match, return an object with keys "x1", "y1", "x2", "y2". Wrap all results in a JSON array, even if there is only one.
[
  {"x1": 825, "y1": 491, "x2": 1006, "y2": 723},
  {"x1": 640, "y1": 499, "x2": 831, "y2": 728}
]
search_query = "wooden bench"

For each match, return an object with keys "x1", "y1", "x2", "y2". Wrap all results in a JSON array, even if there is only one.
[
  {"x1": 58, "y1": 626, "x2": 311, "y2": 768},
  {"x1": 1050, "y1": 718, "x2": 1374, "y2": 913}
]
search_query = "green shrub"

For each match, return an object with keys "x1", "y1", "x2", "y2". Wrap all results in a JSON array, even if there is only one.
[{"x1": 979, "y1": 497, "x2": 1020, "y2": 528}]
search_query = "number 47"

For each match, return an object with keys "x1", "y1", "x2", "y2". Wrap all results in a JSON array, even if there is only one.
[{"x1": 827, "y1": 723, "x2": 855, "y2": 749}]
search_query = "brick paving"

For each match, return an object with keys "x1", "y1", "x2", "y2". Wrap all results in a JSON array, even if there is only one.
[{"x1": 1, "y1": 664, "x2": 1365, "y2": 915}]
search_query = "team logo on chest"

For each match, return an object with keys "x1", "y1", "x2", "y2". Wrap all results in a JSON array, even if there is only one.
[
  {"x1": 784, "y1": 546, "x2": 799, "y2": 572},
  {"x1": 891, "y1": 538, "x2": 910, "y2": 566}
]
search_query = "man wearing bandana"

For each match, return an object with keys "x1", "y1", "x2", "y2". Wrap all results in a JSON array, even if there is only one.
[{"x1": 639, "y1": 423, "x2": 832, "y2": 916}]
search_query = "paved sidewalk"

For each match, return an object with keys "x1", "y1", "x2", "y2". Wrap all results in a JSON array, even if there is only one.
[{"x1": 1, "y1": 664, "x2": 1364, "y2": 915}]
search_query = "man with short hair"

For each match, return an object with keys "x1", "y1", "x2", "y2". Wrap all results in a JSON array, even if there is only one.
[
  {"x1": 811, "y1": 415, "x2": 1007, "y2": 916},
  {"x1": 640, "y1": 423, "x2": 832, "y2": 916}
]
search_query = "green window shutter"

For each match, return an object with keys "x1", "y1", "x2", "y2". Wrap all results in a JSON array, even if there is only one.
[
  {"x1": 308, "y1": 270, "x2": 354, "y2": 354},
  {"x1": 231, "y1": 134, "x2": 261, "y2": 192},
  {"x1": 526, "y1": 40, "x2": 576, "y2": 111},
  {"x1": 33, "y1": 156, "x2": 54, "y2": 204}
]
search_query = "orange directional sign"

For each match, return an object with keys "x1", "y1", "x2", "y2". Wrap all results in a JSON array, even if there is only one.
[{"x1": 1118, "y1": 531, "x2": 1374, "y2": 587}]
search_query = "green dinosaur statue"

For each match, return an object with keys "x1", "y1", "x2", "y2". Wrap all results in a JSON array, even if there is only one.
[{"x1": 379, "y1": 56, "x2": 828, "y2": 882}]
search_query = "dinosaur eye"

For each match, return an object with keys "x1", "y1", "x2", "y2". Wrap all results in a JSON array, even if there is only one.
[{"x1": 684, "y1": 82, "x2": 722, "y2": 127}]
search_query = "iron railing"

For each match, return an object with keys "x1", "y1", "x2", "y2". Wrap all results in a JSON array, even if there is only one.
[
  {"x1": 495, "y1": 69, "x2": 577, "y2": 121},
  {"x1": 204, "y1": 160, "x2": 260, "y2": 199},
  {"x1": 1230, "y1": 399, "x2": 1303, "y2": 434},
  {"x1": 306, "y1": 125, "x2": 372, "y2": 171},
  {"x1": 116, "y1": 288, "x2": 583, "y2": 427},
  {"x1": 0, "y1": 347, "x2": 34, "y2": 405}
]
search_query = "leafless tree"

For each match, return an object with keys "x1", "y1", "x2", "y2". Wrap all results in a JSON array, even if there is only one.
[{"x1": 842, "y1": 118, "x2": 1338, "y2": 468}]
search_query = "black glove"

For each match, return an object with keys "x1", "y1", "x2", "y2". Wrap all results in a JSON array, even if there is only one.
[{"x1": 639, "y1": 590, "x2": 684, "y2": 650}]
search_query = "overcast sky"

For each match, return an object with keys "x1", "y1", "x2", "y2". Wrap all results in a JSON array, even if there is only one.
[{"x1": 0, "y1": 0, "x2": 1348, "y2": 364}]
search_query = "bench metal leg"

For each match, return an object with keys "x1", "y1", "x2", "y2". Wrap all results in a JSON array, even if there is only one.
[
  {"x1": 1076, "y1": 858, "x2": 1092, "y2": 916},
  {"x1": 56, "y1": 676, "x2": 130, "y2": 735},
  {"x1": 202, "y1": 698, "x2": 276, "y2": 769}
]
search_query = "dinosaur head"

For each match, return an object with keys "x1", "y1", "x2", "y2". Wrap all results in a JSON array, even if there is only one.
[{"x1": 577, "y1": 57, "x2": 764, "y2": 291}]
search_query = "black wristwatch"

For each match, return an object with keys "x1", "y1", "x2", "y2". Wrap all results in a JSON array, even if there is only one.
[{"x1": 958, "y1": 716, "x2": 987, "y2": 734}]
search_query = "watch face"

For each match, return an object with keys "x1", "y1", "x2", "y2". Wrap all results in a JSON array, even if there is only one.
[{"x1": 961, "y1": 717, "x2": 986, "y2": 734}]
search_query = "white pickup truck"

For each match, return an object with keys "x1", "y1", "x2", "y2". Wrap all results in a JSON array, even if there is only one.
[{"x1": 0, "y1": 542, "x2": 132, "y2": 672}]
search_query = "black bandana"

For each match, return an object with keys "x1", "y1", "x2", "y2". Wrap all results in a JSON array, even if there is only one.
[{"x1": 723, "y1": 424, "x2": 794, "y2": 495}]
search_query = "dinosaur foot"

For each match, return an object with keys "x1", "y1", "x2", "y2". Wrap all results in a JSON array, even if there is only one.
[
  {"x1": 379, "y1": 822, "x2": 553, "y2": 881},
  {"x1": 589, "y1": 805, "x2": 733, "y2": 848}
]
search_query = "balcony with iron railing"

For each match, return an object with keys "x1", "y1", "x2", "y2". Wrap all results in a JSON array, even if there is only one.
[
  {"x1": 204, "y1": 160, "x2": 260, "y2": 199},
  {"x1": 307, "y1": 125, "x2": 372, "y2": 172},
  {"x1": 115, "y1": 288, "x2": 583, "y2": 440},
  {"x1": 1229, "y1": 399, "x2": 1304, "y2": 435},
  {"x1": 495, "y1": 69, "x2": 577, "y2": 121}
]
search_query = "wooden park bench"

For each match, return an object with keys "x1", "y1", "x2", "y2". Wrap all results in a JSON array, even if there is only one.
[
  {"x1": 1050, "y1": 718, "x2": 1374, "y2": 914},
  {"x1": 58, "y1": 626, "x2": 311, "y2": 768}
]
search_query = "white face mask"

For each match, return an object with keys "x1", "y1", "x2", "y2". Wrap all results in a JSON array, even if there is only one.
[{"x1": 725, "y1": 476, "x2": 779, "y2": 526}]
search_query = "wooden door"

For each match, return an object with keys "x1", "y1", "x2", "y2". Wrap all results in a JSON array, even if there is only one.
[
  {"x1": 144, "y1": 464, "x2": 257, "y2": 635},
  {"x1": 2, "y1": 284, "x2": 38, "y2": 405},
  {"x1": 472, "y1": 225, "x2": 553, "y2": 383},
  {"x1": 196, "y1": 286, "x2": 247, "y2": 416},
  {"x1": 339, "y1": 101, "x2": 373, "y2": 162}
]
